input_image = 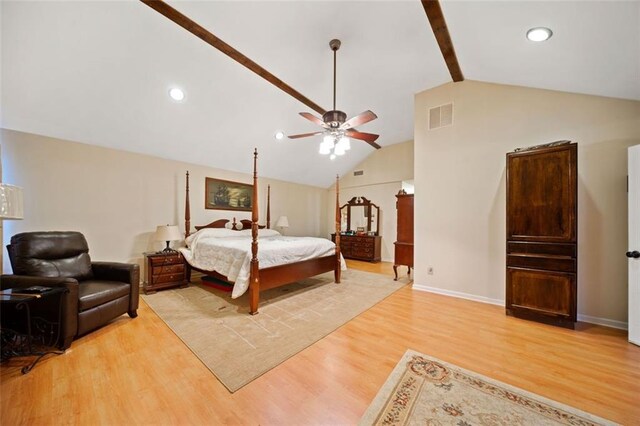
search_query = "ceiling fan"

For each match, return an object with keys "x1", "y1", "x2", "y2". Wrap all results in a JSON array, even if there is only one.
[{"x1": 288, "y1": 39, "x2": 381, "y2": 158}]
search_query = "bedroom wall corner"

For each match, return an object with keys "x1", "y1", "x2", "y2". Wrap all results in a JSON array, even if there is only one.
[
  {"x1": 413, "y1": 80, "x2": 640, "y2": 325},
  {"x1": 327, "y1": 141, "x2": 414, "y2": 262}
]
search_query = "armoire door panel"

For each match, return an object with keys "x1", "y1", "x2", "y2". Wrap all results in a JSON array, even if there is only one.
[
  {"x1": 507, "y1": 144, "x2": 577, "y2": 243},
  {"x1": 507, "y1": 268, "x2": 576, "y2": 320}
]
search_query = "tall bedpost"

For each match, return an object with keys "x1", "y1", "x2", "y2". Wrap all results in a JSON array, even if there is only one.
[
  {"x1": 185, "y1": 171, "x2": 191, "y2": 238},
  {"x1": 184, "y1": 170, "x2": 192, "y2": 282},
  {"x1": 267, "y1": 185, "x2": 271, "y2": 229},
  {"x1": 335, "y1": 174, "x2": 342, "y2": 283},
  {"x1": 249, "y1": 148, "x2": 260, "y2": 314}
]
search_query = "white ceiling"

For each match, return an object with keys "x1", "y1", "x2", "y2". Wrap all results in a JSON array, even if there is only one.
[{"x1": 2, "y1": 1, "x2": 639, "y2": 188}]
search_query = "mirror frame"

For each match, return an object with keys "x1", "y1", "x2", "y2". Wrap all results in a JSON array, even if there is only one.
[{"x1": 340, "y1": 196, "x2": 380, "y2": 236}]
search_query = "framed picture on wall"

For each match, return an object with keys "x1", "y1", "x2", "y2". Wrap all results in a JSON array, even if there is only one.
[{"x1": 205, "y1": 177, "x2": 253, "y2": 211}]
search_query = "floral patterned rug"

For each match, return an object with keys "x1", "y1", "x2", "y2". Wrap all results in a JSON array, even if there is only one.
[{"x1": 359, "y1": 350, "x2": 616, "y2": 426}]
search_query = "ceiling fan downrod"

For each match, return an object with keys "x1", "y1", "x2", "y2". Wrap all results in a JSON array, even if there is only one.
[
  {"x1": 330, "y1": 38, "x2": 340, "y2": 111},
  {"x1": 324, "y1": 39, "x2": 346, "y2": 128}
]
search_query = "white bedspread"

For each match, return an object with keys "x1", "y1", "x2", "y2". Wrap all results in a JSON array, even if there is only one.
[{"x1": 180, "y1": 229, "x2": 346, "y2": 298}]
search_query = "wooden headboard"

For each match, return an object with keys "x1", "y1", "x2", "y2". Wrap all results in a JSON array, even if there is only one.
[
  {"x1": 194, "y1": 218, "x2": 264, "y2": 232},
  {"x1": 185, "y1": 172, "x2": 270, "y2": 238}
]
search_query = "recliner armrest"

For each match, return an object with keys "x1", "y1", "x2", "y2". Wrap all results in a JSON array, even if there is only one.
[
  {"x1": 91, "y1": 262, "x2": 140, "y2": 285},
  {"x1": 1, "y1": 275, "x2": 77, "y2": 290},
  {"x1": 91, "y1": 262, "x2": 140, "y2": 315}
]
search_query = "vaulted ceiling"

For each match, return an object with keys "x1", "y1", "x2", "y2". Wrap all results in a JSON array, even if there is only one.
[{"x1": 2, "y1": 1, "x2": 639, "y2": 187}]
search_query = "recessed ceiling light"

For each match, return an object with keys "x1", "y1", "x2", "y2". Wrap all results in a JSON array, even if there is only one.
[
  {"x1": 274, "y1": 131, "x2": 284, "y2": 140},
  {"x1": 169, "y1": 87, "x2": 185, "y2": 102},
  {"x1": 526, "y1": 27, "x2": 553, "y2": 42}
]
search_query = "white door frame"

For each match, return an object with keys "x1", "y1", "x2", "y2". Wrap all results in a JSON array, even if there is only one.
[{"x1": 628, "y1": 145, "x2": 640, "y2": 346}]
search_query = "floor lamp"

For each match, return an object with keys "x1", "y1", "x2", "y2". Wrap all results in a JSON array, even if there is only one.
[{"x1": 0, "y1": 183, "x2": 24, "y2": 273}]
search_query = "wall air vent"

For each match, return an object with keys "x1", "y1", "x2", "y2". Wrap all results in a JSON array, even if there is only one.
[
  {"x1": 428, "y1": 103, "x2": 454, "y2": 130},
  {"x1": 353, "y1": 170, "x2": 364, "y2": 176}
]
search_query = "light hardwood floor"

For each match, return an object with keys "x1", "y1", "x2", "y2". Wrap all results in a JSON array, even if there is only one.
[{"x1": 2, "y1": 260, "x2": 639, "y2": 425}]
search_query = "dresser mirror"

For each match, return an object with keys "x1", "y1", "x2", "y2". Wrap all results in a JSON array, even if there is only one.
[{"x1": 339, "y1": 196, "x2": 380, "y2": 235}]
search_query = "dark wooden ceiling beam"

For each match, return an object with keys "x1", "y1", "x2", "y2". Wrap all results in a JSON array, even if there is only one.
[
  {"x1": 140, "y1": 0, "x2": 327, "y2": 115},
  {"x1": 421, "y1": 0, "x2": 464, "y2": 82}
]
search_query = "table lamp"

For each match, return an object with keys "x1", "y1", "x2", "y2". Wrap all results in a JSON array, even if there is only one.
[
  {"x1": 155, "y1": 225, "x2": 181, "y2": 253},
  {"x1": 0, "y1": 183, "x2": 24, "y2": 273},
  {"x1": 0, "y1": 184, "x2": 24, "y2": 220},
  {"x1": 275, "y1": 216, "x2": 289, "y2": 235}
]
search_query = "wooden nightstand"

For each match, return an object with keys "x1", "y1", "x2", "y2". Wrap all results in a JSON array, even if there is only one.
[{"x1": 144, "y1": 252, "x2": 187, "y2": 294}]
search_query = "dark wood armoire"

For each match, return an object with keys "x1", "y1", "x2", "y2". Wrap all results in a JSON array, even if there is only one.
[
  {"x1": 394, "y1": 191, "x2": 414, "y2": 280},
  {"x1": 506, "y1": 141, "x2": 577, "y2": 329}
]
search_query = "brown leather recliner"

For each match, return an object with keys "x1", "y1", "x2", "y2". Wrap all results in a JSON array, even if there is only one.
[{"x1": 1, "y1": 231, "x2": 139, "y2": 349}]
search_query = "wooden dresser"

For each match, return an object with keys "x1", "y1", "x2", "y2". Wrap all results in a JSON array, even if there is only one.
[
  {"x1": 506, "y1": 141, "x2": 577, "y2": 329},
  {"x1": 144, "y1": 252, "x2": 187, "y2": 294},
  {"x1": 394, "y1": 191, "x2": 414, "y2": 280},
  {"x1": 331, "y1": 234, "x2": 381, "y2": 262}
]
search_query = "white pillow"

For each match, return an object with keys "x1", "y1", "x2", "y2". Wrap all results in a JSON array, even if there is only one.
[
  {"x1": 238, "y1": 228, "x2": 281, "y2": 238},
  {"x1": 185, "y1": 228, "x2": 241, "y2": 246}
]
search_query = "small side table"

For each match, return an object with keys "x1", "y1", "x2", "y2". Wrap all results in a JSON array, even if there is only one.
[
  {"x1": 144, "y1": 251, "x2": 188, "y2": 294},
  {"x1": 0, "y1": 287, "x2": 68, "y2": 374}
]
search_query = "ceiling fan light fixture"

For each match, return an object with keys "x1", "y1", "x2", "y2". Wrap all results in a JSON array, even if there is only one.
[
  {"x1": 322, "y1": 134, "x2": 335, "y2": 146},
  {"x1": 526, "y1": 27, "x2": 552, "y2": 42},
  {"x1": 338, "y1": 136, "x2": 351, "y2": 151},
  {"x1": 319, "y1": 143, "x2": 332, "y2": 155},
  {"x1": 330, "y1": 154, "x2": 336, "y2": 160},
  {"x1": 168, "y1": 87, "x2": 185, "y2": 102},
  {"x1": 274, "y1": 131, "x2": 284, "y2": 140}
]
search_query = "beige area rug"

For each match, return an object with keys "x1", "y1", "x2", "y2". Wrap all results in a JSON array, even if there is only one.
[
  {"x1": 142, "y1": 269, "x2": 407, "y2": 392},
  {"x1": 360, "y1": 350, "x2": 616, "y2": 426}
]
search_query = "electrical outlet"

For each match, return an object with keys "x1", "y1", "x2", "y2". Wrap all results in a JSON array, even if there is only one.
[{"x1": 427, "y1": 267, "x2": 434, "y2": 275}]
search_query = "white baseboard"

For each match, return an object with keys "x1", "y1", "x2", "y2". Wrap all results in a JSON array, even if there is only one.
[
  {"x1": 412, "y1": 284, "x2": 628, "y2": 330},
  {"x1": 576, "y1": 314, "x2": 628, "y2": 330},
  {"x1": 412, "y1": 284, "x2": 504, "y2": 306}
]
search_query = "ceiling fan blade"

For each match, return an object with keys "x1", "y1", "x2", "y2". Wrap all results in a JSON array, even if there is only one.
[
  {"x1": 299, "y1": 112, "x2": 329, "y2": 128},
  {"x1": 288, "y1": 132, "x2": 323, "y2": 139},
  {"x1": 341, "y1": 110, "x2": 378, "y2": 129},
  {"x1": 345, "y1": 130, "x2": 381, "y2": 149}
]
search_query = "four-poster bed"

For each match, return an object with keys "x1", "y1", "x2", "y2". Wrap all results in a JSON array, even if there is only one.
[{"x1": 181, "y1": 149, "x2": 342, "y2": 314}]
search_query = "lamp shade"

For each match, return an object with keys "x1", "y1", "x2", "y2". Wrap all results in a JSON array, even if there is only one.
[
  {"x1": 155, "y1": 225, "x2": 181, "y2": 242},
  {"x1": 275, "y1": 216, "x2": 289, "y2": 228},
  {"x1": 0, "y1": 183, "x2": 24, "y2": 220}
]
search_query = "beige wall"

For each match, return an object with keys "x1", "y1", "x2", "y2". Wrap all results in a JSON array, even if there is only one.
[
  {"x1": 414, "y1": 80, "x2": 640, "y2": 326},
  {"x1": 328, "y1": 141, "x2": 413, "y2": 261},
  {"x1": 1, "y1": 129, "x2": 328, "y2": 274}
]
